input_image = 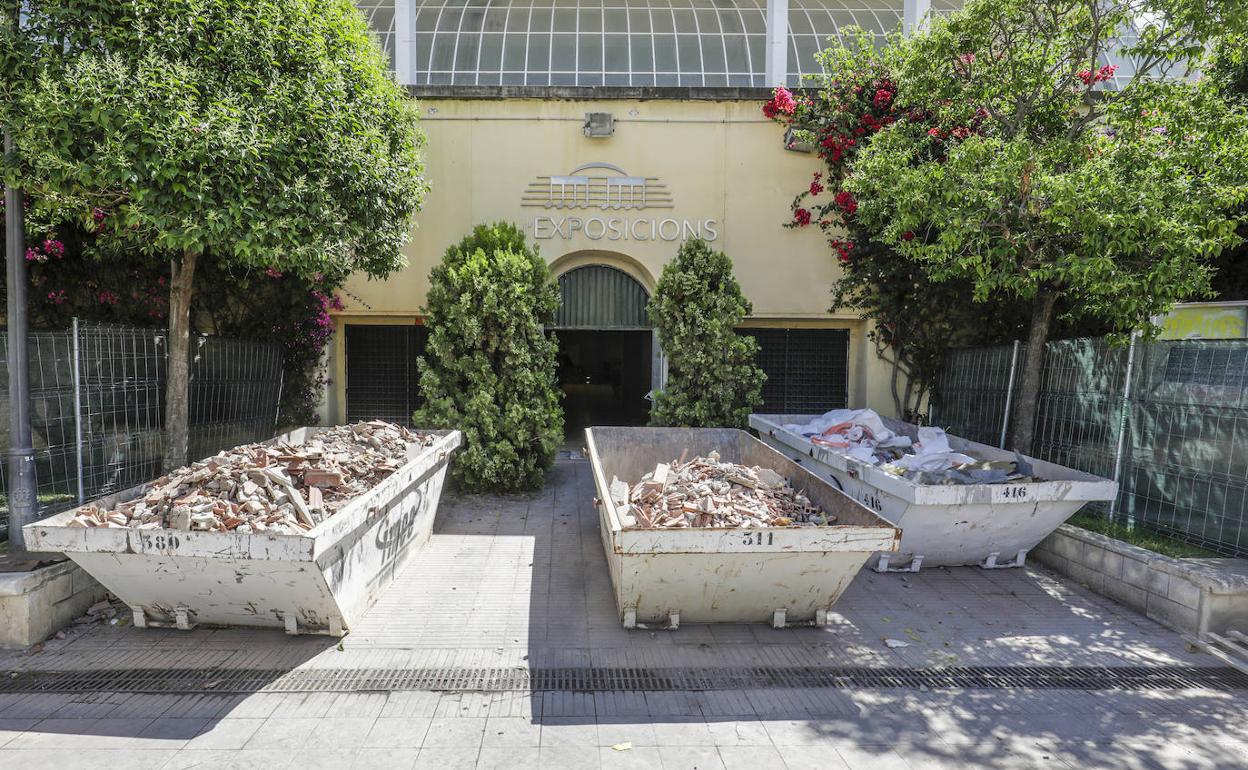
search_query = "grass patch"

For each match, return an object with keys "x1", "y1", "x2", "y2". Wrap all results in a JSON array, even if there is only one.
[{"x1": 1067, "y1": 512, "x2": 1218, "y2": 559}]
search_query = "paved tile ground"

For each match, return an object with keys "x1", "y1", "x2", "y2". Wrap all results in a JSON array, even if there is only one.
[{"x1": 1, "y1": 458, "x2": 1245, "y2": 769}]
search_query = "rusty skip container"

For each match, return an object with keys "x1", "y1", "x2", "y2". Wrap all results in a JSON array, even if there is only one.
[
  {"x1": 23, "y1": 427, "x2": 461, "y2": 635},
  {"x1": 749, "y1": 414, "x2": 1117, "y2": 572},
  {"x1": 586, "y1": 427, "x2": 900, "y2": 629}
]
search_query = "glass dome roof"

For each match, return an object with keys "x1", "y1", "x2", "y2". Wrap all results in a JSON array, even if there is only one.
[
  {"x1": 357, "y1": 0, "x2": 1145, "y2": 90},
  {"x1": 359, "y1": 0, "x2": 960, "y2": 88}
]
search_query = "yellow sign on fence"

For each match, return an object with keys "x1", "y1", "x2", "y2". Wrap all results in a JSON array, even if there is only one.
[{"x1": 1158, "y1": 304, "x2": 1248, "y2": 340}]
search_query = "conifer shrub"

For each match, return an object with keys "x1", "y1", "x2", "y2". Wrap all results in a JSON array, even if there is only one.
[
  {"x1": 415, "y1": 223, "x2": 564, "y2": 491},
  {"x1": 648, "y1": 238, "x2": 765, "y2": 428}
]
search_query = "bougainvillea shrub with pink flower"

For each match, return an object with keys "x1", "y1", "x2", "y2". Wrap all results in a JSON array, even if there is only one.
[
  {"x1": 766, "y1": 2, "x2": 1248, "y2": 453},
  {"x1": 761, "y1": 29, "x2": 1023, "y2": 420}
]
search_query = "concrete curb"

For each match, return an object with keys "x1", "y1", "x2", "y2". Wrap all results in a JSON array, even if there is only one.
[
  {"x1": 1034, "y1": 523, "x2": 1248, "y2": 636},
  {"x1": 0, "y1": 560, "x2": 108, "y2": 649}
]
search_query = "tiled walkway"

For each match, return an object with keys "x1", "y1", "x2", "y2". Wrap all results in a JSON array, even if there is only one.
[{"x1": 0, "y1": 459, "x2": 1244, "y2": 769}]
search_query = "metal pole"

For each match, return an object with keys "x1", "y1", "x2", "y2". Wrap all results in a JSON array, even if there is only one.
[
  {"x1": 999, "y1": 340, "x2": 1020, "y2": 449},
  {"x1": 1107, "y1": 334, "x2": 1138, "y2": 524},
  {"x1": 5, "y1": 129, "x2": 38, "y2": 553},
  {"x1": 72, "y1": 317, "x2": 84, "y2": 504},
  {"x1": 764, "y1": 0, "x2": 790, "y2": 87},
  {"x1": 903, "y1": 0, "x2": 932, "y2": 35}
]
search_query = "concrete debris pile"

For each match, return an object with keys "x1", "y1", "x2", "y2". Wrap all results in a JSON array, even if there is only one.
[
  {"x1": 73, "y1": 596, "x2": 123, "y2": 627},
  {"x1": 67, "y1": 421, "x2": 433, "y2": 535},
  {"x1": 614, "y1": 450, "x2": 832, "y2": 529}
]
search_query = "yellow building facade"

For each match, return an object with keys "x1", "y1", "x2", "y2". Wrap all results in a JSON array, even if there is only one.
[
  {"x1": 327, "y1": 96, "x2": 895, "y2": 428},
  {"x1": 326, "y1": 0, "x2": 946, "y2": 428}
]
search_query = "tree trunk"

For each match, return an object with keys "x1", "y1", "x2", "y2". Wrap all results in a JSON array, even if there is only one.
[
  {"x1": 1009, "y1": 287, "x2": 1058, "y2": 455},
  {"x1": 163, "y1": 250, "x2": 198, "y2": 472}
]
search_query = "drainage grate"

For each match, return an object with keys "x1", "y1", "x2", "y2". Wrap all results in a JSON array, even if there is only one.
[{"x1": 1, "y1": 665, "x2": 1244, "y2": 695}]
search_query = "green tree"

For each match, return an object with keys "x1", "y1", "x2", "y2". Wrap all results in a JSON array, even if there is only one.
[
  {"x1": 415, "y1": 223, "x2": 563, "y2": 492},
  {"x1": 1205, "y1": 32, "x2": 1248, "y2": 301},
  {"x1": 763, "y1": 31, "x2": 1027, "y2": 421},
  {"x1": 843, "y1": 0, "x2": 1248, "y2": 453},
  {"x1": 1, "y1": 0, "x2": 426, "y2": 469},
  {"x1": 648, "y1": 238, "x2": 765, "y2": 428}
]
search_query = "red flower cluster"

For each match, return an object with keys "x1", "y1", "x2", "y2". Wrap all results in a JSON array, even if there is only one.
[
  {"x1": 873, "y1": 87, "x2": 894, "y2": 110},
  {"x1": 901, "y1": 231, "x2": 915, "y2": 242},
  {"x1": 820, "y1": 133, "x2": 857, "y2": 163},
  {"x1": 1076, "y1": 64, "x2": 1118, "y2": 86},
  {"x1": 809, "y1": 172, "x2": 825, "y2": 196},
  {"x1": 830, "y1": 239, "x2": 855, "y2": 263},
  {"x1": 47, "y1": 289, "x2": 67, "y2": 305},
  {"x1": 834, "y1": 190, "x2": 858, "y2": 216},
  {"x1": 266, "y1": 267, "x2": 284, "y2": 279},
  {"x1": 98, "y1": 290, "x2": 119, "y2": 305},
  {"x1": 762, "y1": 86, "x2": 798, "y2": 119},
  {"x1": 793, "y1": 208, "x2": 812, "y2": 226},
  {"x1": 25, "y1": 238, "x2": 66, "y2": 263}
]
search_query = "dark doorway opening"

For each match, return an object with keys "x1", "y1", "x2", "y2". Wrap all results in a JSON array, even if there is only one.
[{"x1": 553, "y1": 330, "x2": 652, "y2": 439}]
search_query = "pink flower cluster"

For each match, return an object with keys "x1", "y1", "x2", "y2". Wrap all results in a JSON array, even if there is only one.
[
  {"x1": 25, "y1": 238, "x2": 66, "y2": 263},
  {"x1": 762, "y1": 86, "x2": 798, "y2": 119},
  {"x1": 1077, "y1": 64, "x2": 1118, "y2": 86}
]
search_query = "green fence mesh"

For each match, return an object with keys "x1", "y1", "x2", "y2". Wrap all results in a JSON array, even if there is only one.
[{"x1": 932, "y1": 337, "x2": 1248, "y2": 557}]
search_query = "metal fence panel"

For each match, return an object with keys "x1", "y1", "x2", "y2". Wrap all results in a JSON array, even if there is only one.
[
  {"x1": 1119, "y1": 340, "x2": 1248, "y2": 555},
  {"x1": 1033, "y1": 338, "x2": 1128, "y2": 491},
  {"x1": 929, "y1": 344, "x2": 1021, "y2": 446},
  {"x1": 933, "y1": 336, "x2": 1248, "y2": 557},
  {"x1": 1, "y1": 322, "x2": 283, "y2": 539}
]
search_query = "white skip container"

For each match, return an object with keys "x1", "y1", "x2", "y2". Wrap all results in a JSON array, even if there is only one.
[
  {"x1": 749, "y1": 414, "x2": 1117, "y2": 572},
  {"x1": 585, "y1": 426, "x2": 900, "y2": 629},
  {"x1": 23, "y1": 427, "x2": 462, "y2": 635}
]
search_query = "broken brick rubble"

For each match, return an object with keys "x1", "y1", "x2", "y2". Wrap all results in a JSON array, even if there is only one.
[
  {"x1": 616, "y1": 450, "x2": 832, "y2": 529},
  {"x1": 68, "y1": 421, "x2": 434, "y2": 536}
]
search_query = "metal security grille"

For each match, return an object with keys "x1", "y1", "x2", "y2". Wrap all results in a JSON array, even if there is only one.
[
  {"x1": 932, "y1": 337, "x2": 1248, "y2": 557},
  {"x1": 344, "y1": 325, "x2": 429, "y2": 425},
  {"x1": 743, "y1": 328, "x2": 849, "y2": 414},
  {"x1": 555, "y1": 265, "x2": 650, "y2": 329},
  {"x1": 0, "y1": 665, "x2": 1242, "y2": 695}
]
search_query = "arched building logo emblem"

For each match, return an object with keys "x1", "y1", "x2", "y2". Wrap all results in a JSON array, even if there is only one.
[
  {"x1": 525, "y1": 162, "x2": 717, "y2": 242},
  {"x1": 523, "y1": 163, "x2": 673, "y2": 211}
]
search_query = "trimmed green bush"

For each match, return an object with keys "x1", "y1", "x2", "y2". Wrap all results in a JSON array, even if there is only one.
[
  {"x1": 415, "y1": 223, "x2": 563, "y2": 491},
  {"x1": 648, "y1": 238, "x2": 765, "y2": 428}
]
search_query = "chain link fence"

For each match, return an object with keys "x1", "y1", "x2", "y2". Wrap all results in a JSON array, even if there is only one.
[
  {"x1": 931, "y1": 336, "x2": 1248, "y2": 557},
  {"x1": 1, "y1": 322, "x2": 284, "y2": 539}
]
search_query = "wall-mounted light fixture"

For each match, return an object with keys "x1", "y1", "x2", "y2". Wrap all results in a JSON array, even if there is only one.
[
  {"x1": 583, "y1": 112, "x2": 614, "y2": 138},
  {"x1": 783, "y1": 125, "x2": 816, "y2": 153}
]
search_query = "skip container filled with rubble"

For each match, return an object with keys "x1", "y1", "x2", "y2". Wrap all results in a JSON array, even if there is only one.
[
  {"x1": 749, "y1": 412, "x2": 1117, "y2": 572},
  {"x1": 24, "y1": 422, "x2": 462, "y2": 635},
  {"x1": 586, "y1": 427, "x2": 899, "y2": 629}
]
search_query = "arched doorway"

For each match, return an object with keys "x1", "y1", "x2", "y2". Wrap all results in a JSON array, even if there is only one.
[{"x1": 551, "y1": 265, "x2": 655, "y2": 438}]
